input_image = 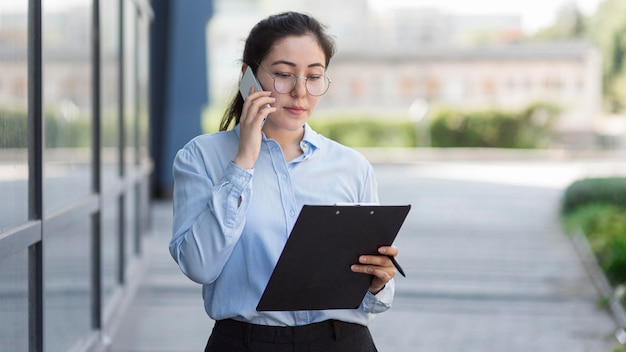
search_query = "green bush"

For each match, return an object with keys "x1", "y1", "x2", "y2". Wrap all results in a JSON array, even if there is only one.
[
  {"x1": 0, "y1": 108, "x2": 123, "y2": 148},
  {"x1": 429, "y1": 101, "x2": 560, "y2": 148},
  {"x1": 562, "y1": 177, "x2": 626, "y2": 291},
  {"x1": 0, "y1": 109, "x2": 29, "y2": 147},
  {"x1": 202, "y1": 101, "x2": 560, "y2": 148},
  {"x1": 562, "y1": 177, "x2": 626, "y2": 214},
  {"x1": 563, "y1": 203, "x2": 626, "y2": 286},
  {"x1": 308, "y1": 117, "x2": 416, "y2": 148}
]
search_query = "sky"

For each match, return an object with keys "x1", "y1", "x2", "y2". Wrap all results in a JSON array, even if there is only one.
[
  {"x1": 0, "y1": 0, "x2": 604, "y2": 34},
  {"x1": 368, "y1": 0, "x2": 603, "y2": 33}
]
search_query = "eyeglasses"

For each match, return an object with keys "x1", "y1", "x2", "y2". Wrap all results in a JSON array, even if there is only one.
[{"x1": 257, "y1": 65, "x2": 331, "y2": 96}]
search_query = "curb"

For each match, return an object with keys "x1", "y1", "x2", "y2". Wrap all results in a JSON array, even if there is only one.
[{"x1": 569, "y1": 229, "x2": 626, "y2": 345}]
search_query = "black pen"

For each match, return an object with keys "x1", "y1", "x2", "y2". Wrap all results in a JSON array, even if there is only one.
[{"x1": 388, "y1": 256, "x2": 406, "y2": 277}]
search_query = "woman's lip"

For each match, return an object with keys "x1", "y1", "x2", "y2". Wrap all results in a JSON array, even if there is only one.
[{"x1": 285, "y1": 107, "x2": 306, "y2": 115}]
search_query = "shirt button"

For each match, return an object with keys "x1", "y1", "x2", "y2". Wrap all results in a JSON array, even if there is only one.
[
  {"x1": 289, "y1": 210, "x2": 295, "y2": 217},
  {"x1": 281, "y1": 174, "x2": 287, "y2": 180},
  {"x1": 239, "y1": 176, "x2": 245, "y2": 182}
]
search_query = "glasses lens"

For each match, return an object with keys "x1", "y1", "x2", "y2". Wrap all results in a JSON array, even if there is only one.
[
  {"x1": 274, "y1": 75, "x2": 294, "y2": 94},
  {"x1": 306, "y1": 76, "x2": 329, "y2": 96},
  {"x1": 272, "y1": 74, "x2": 330, "y2": 96}
]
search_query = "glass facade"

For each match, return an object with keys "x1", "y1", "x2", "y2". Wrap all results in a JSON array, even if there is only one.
[
  {"x1": 100, "y1": 0, "x2": 122, "y2": 311},
  {"x1": 0, "y1": 251, "x2": 29, "y2": 352},
  {"x1": 42, "y1": 1, "x2": 93, "y2": 213},
  {"x1": 0, "y1": 1, "x2": 153, "y2": 351},
  {"x1": 0, "y1": 4, "x2": 29, "y2": 350},
  {"x1": 44, "y1": 219, "x2": 92, "y2": 351},
  {"x1": 0, "y1": 4, "x2": 29, "y2": 232}
]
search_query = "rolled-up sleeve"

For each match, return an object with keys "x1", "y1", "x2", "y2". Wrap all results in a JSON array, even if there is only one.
[
  {"x1": 360, "y1": 279, "x2": 394, "y2": 313},
  {"x1": 169, "y1": 143, "x2": 253, "y2": 284}
]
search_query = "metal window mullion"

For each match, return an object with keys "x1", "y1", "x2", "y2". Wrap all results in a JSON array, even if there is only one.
[
  {"x1": 133, "y1": 9, "x2": 141, "y2": 256},
  {"x1": 91, "y1": 0, "x2": 102, "y2": 331},
  {"x1": 117, "y1": 0, "x2": 126, "y2": 285},
  {"x1": 118, "y1": 0, "x2": 125, "y2": 178},
  {"x1": 27, "y1": 0, "x2": 44, "y2": 351}
]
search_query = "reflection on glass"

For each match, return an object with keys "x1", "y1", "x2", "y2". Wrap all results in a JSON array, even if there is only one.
[
  {"x1": 124, "y1": 0, "x2": 137, "y2": 167},
  {"x1": 100, "y1": 0, "x2": 121, "y2": 312},
  {"x1": 43, "y1": 1, "x2": 93, "y2": 212},
  {"x1": 0, "y1": 5, "x2": 29, "y2": 230},
  {"x1": 125, "y1": 189, "x2": 137, "y2": 266},
  {"x1": 101, "y1": 199, "x2": 119, "y2": 310},
  {"x1": 101, "y1": 0, "x2": 121, "y2": 188},
  {"x1": 0, "y1": 251, "x2": 28, "y2": 352},
  {"x1": 44, "y1": 218, "x2": 92, "y2": 351},
  {"x1": 137, "y1": 14, "x2": 150, "y2": 161}
]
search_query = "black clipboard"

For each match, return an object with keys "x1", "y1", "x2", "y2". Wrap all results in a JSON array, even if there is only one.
[{"x1": 256, "y1": 204, "x2": 411, "y2": 311}]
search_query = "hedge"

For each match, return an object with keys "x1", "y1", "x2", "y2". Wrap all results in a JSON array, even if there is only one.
[
  {"x1": 429, "y1": 101, "x2": 560, "y2": 148},
  {"x1": 0, "y1": 108, "x2": 123, "y2": 148},
  {"x1": 308, "y1": 117, "x2": 416, "y2": 148},
  {"x1": 562, "y1": 177, "x2": 626, "y2": 214},
  {"x1": 562, "y1": 177, "x2": 626, "y2": 288},
  {"x1": 309, "y1": 102, "x2": 560, "y2": 148}
]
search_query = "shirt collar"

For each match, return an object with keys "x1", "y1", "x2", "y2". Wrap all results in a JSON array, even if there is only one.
[
  {"x1": 233, "y1": 123, "x2": 321, "y2": 151},
  {"x1": 302, "y1": 123, "x2": 321, "y2": 151}
]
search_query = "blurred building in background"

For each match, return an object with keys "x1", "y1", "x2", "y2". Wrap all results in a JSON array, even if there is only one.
[{"x1": 209, "y1": 0, "x2": 602, "y2": 137}]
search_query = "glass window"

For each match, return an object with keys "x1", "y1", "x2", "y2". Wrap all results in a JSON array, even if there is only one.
[
  {"x1": 0, "y1": 250, "x2": 29, "y2": 352},
  {"x1": 123, "y1": 1, "x2": 137, "y2": 168},
  {"x1": 100, "y1": 1, "x2": 122, "y2": 312},
  {"x1": 101, "y1": 199, "x2": 119, "y2": 310},
  {"x1": 124, "y1": 188, "x2": 137, "y2": 266},
  {"x1": 44, "y1": 218, "x2": 92, "y2": 351},
  {"x1": 101, "y1": 0, "x2": 121, "y2": 188},
  {"x1": 137, "y1": 13, "x2": 150, "y2": 162},
  {"x1": 43, "y1": 1, "x2": 93, "y2": 212},
  {"x1": 0, "y1": 4, "x2": 29, "y2": 231}
]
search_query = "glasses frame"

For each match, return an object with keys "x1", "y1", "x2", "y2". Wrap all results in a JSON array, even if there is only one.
[{"x1": 256, "y1": 64, "x2": 331, "y2": 96}]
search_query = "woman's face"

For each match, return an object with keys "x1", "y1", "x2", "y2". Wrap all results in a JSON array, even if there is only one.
[{"x1": 256, "y1": 34, "x2": 327, "y2": 132}]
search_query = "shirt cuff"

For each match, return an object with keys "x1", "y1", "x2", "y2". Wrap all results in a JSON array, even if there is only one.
[{"x1": 361, "y1": 279, "x2": 394, "y2": 313}]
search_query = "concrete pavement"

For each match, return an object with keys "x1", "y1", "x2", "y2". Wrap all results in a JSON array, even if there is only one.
[{"x1": 107, "y1": 156, "x2": 625, "y2": 352}]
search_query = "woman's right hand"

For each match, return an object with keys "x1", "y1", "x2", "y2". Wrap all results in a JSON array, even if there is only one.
[{"x1": 233, "y1": 87, "x2": 276, "y2": 169}]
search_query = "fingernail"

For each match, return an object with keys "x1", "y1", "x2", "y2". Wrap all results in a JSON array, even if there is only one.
[{"x1": 379, "y1": 247, "x2": 387, "y2": 254}]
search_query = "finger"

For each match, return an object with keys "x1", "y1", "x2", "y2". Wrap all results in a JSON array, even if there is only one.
[
  {"x1": 378, "y1": 246, "x2": 399, "y2": 257},
  {"x1": 351, "y1": 263, "x2": 396, "y2": 278},
  {"x1": 358, "y1": 254, "x2": 393, "y2": 268},
  {"x1": 242, "y1": 91, "x2": 273, "y2": 109},
  {"x1": 241, "y1": 95, "x2": 275, "y2": 125}
]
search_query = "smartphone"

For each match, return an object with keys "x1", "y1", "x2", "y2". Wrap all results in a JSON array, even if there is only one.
[
  {"x1": 239, "y1": 66, "x2": 270, "y2": 127},
  {"x1": 239, "y1": 66, "x2": 263, "y2": 100}
]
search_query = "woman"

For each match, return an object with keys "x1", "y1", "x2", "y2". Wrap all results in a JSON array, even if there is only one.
[{"x1": 170, "y1": 11, "x2": 400, "y2": 352}]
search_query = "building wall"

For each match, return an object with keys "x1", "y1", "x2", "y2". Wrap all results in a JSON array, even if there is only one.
[
  {"x1": 209, "y1": 1, "x2": 602, "y2": 134},
  {"x1": 0, "y1": 1, "x2": 153, "y2": 351},
  {"x1": 324, "y1": 43, "x2": 602, "y2": 132}
]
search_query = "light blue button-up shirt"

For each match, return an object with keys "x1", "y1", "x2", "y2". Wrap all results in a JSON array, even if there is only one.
[{"x1": 170, "y1": 124, "x2": 394, "y2": 327}]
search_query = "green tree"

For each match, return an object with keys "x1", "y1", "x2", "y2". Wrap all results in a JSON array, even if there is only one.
[
  {"x1": 533, "y1": 3, "x2": 587, "y2": 40},
  {"x1": 586, "y1": 0, "x2": 626, "y2": 112},
  {"x1": 532, "y1": 0, "x2": 626, "y2": 113}
]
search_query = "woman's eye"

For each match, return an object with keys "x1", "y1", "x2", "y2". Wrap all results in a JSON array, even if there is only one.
[
  {"x1": 275, "y1": 73, "x2": 294, "y2": 79},
  {"x1": 308, "y1": 75, "x2": 323, "y2": 81}
]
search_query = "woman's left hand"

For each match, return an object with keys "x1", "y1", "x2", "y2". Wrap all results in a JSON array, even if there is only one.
[{"x1": 351, "y1": 246, "x2": 399, "y2": 294}]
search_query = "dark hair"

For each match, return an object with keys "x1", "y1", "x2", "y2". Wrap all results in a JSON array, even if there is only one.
[{"x1": 219, "y1": 12, "x2": 336, "y2": 131}]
